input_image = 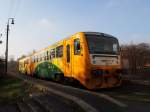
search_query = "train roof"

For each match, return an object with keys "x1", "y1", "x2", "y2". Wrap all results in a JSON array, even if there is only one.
[
  {"x1": 18, "y1": 56, "x2": 30, "y2": 61},
  {"x1": 18, "y1": 31, "x2": 118, "y2": 60},
  {"x1": 83, "y1": 32, "x2": 117, "y2": 39}
]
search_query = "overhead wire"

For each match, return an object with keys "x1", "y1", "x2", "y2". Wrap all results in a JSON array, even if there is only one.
[
  {"x1": 0, "y1": 0, "x2": 22, "y2": 49},
  {"x1": 7, "y1": 0, "x2": 22, "y2": 22},
  {"x1": 0, "y1": 0, "x2": 18, "y2": 34},
  {"x1": 0, "y1": 0, "x2": 13, "y2": 37},
  {"x1": 13, "y1": 0, "x2": 22, "y2": 18},
  {"x1": 7, "y1": 0, "x2": 14, "y2": 18},
  {"x1": 0, "y1": 0, "x2": 22, "y2": 38}
]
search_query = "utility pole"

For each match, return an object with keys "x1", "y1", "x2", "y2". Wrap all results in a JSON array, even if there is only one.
[{"x1": 5, "y1": 18, "x2": 14, "y2": 75}]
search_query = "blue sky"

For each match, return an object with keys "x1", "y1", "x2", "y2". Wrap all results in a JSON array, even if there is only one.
[{"x1": 0, "y1": 0, "x2": 150, "y2": 59}]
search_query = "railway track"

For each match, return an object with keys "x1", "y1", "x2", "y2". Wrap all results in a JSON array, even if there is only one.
[
  {"x1": 9, "y1": 72, "x2": 150, "y2": 112},
  {"x1": 10, "y1": 72, "x2": 126, "y2": 112},
  {"x1": 17, "y1": 92, "x2": 80, "y2": 112}
]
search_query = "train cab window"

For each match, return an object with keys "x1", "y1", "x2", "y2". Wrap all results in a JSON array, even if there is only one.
[
  {"x1": 74, "y1": 38, "x2": 81, "y2": 55},
  {"x1": 50, "y1": 49, "x2": 55, "y2": 59},
  {"x1": 56, "y1": 45, "x2": 63, "y2": 58},
  {"x1": 66, "y1": 45, "x2": 70, "y2": 63}
]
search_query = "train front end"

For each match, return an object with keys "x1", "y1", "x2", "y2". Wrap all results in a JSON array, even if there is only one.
[{"x1": 84, "y1": 32, "x2": 122, "y2": 89}]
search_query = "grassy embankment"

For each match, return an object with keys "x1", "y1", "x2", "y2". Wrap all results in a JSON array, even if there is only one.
[{"x1": 0, "y1": 75, "x2": 39, "y2": 104}]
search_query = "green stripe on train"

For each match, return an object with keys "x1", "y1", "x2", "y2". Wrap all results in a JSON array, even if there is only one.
[{"x1": 34, "y1": 61, "x2": 63, "y2": 79}]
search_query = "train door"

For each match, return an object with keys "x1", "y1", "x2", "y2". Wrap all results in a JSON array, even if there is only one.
[
  {"x1": 65, "y1": 39, "x2": 72, "y2": 77},
  {"x1": 72, "y1": 37, "x2": 83, "y2": 79}
]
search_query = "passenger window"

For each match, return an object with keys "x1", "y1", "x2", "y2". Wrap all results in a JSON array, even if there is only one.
[
  {"x1": 32, "y1": 57, "x2": 34, "y2": 63},
  {"x1": 56, "y1": 45, "x2": 63, "y2": 58},
  {"x1": 24, "y1": 61, "x2": 25, "y2": 66},
  {"x1": 46, "y1": 51, "x2": 49, "y2": 60},
  {"x1": 26, "y1": 60, "x2": 29, "y2": 64},
  {"x1": 40, "y1": 54, "x2": 42, "y2": 61},
  {"x1": 50, "y1": 49, "x2": 55, "y2": 59},
  {"x1": 66, "y1": 45, "x2": 70, "y2": 63},
  {"x1": 34, "y1": 56, "x2": 36, "y2": 63},
  {"x1": 49, "y1": 50, "x2": 51, "y2": 60},
  {"x1": 42, "y1": 54, "x2": 44, "y2": 61},
  {"x1": 38, "y1": 55, "x2": 40, "y2": 62},
  {"x1": 44, "y1": 52, "x2": 46, "y2": 61},
  {"x1": 74, "y1": 38, "x2": 81, "y2": 55},
  {"x1": 36, "y1": 56, "x2": 38, "y2": 62}
]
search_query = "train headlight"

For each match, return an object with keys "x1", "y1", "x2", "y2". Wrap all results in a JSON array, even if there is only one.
[{"x1": 91, "y1": 69, "x2": 103, "y2": 75}]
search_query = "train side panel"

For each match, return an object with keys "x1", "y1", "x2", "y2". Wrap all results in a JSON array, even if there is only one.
[{"x1": 71, "y1": 33, "x2": 90, "y2": 86}]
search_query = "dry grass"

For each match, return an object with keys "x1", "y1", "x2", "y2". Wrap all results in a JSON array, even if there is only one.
[{"x1": 0, "y1": 75, "x2": 41, "y2": 104}]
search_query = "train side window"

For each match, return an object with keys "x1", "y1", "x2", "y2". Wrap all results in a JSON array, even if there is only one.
[
  {"x1": 35, "y1": 56, "x2": 36, "y2": 62},
  {"x1": 38, "y1": 55, "x2": 40, "y2": 62},
  {"x1": 74, "y1": 38, "x2": 81, "y2": 55},
  {"x1": 43, "y1": 53, "x2": 46, "y2": 61},
  {"x1": 33, "y1": 56, "x2": 35, "y2": 63},
  {"x1": 66, "y1": 45, "x2": 70, "y2": 63},
  {"x1": 26, "y1": 60, "x2": 29, "y2": 64},
  {"x1": 41, "y1": 54, "x2": 44, "y2": 61},
  {"x1": 37, "y1": 56, "x2": 39, "y2": 62},
  {"x1": 44, "y1": 52, "x2": 46, "y2": 61},
  {"x1": 50, "y1": 49, "x2": 55, "y2": 59},
  {"x1": 36, "y1": 56, "x2": 38, "y2": 62},
  {"x1": 35, "y1": 56, "x2": 37, "y2": 62},
  {"x1": 56, "y1": 45, "x2": 63, "y2": 58},
  {"x1": 24, "y1": 61, "x2": 25, "y2": 66},
  {"x1": 32, "y1": 57, "x2": 34, "y2": 63},
  {"x1": 46, "y1": 51, "x2": 49, "y2": 60},
  {"x1": 39, "y1": 55, "x2": 41, "y2": 61},
  {"x1": 41, "y1": 54, "x2": 43, "y2": 61},
  {"x1": 49, "y1": 50, "x2": 51, "y2": 60}
]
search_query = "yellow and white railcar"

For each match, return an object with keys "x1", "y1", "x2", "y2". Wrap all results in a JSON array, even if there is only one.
[{"x1": 19, "y1": 32, "x2": 122, "y2": 89}]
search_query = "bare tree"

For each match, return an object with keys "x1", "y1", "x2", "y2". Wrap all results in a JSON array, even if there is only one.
[{"x1": 121, "y1": 43, "x2": 150, "y2": 75}]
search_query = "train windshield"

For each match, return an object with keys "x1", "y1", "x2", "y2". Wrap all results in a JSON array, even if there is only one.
[{"x1": 85, "y1": 34, "x2": 119, "y2": 54}]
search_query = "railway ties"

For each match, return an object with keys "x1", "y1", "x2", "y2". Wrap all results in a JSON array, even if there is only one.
[
  {"x1": 17, "y1": 94, "x2": 51, "y2": 112},
  {"x1": 10, "y1": 72, "x2": 128, "y2": 112},
  {"x1": 17, "y1": 93, "x2": 81, "y2": 112},
  {"x1": 9, "y1": 72, "x2": 150, "y2": 112}
]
